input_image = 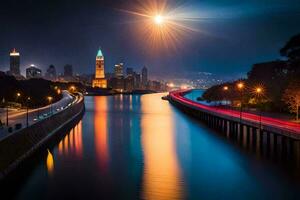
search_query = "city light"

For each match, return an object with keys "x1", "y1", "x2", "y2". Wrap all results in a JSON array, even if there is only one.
[
  {"x1": 256, "y1": 87, "x2": 262, "y2": 94},
  {"x1": 181, "y1": 85, "x2": 188, "y2": 89},
  {"x1": 69, "y1": 86, "x2": 76, "y2": 92},
  {"x1": 17, "y1": 92, "x2": 21, "y2": 97},
  {"x1": 237, "y1": 82, "x2": 244, "y2": 89},
  {"x1": 47, "y1": 96, "x2": 53, "y2": 102},
  {"x1": 223, "y1": 86, "x2": 229, "y2": 91},
  {"x1": 168, "y1": 83, "x2": 175, "y2": 88}
]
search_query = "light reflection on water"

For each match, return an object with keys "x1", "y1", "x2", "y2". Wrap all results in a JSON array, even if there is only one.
[
  {"x1": 5, "y1": 93, "x2": 300, "y2": 200},
  {"x1": 94, "y1": 96, "x2": 109, "y2": 171},
  {"x1": 58, "y1": 121, "x2": 83, "y2": 158},
  {"x1": 141, "y1": 94, "x2": 183, "y2": 200},
  {"x1": 46, "y1": 149, "x2": 54, "y2": 175}
]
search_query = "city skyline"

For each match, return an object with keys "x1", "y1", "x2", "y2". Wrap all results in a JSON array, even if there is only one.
[{"x1": 0, "y1": 0, "x2": 300, "y2": 78}]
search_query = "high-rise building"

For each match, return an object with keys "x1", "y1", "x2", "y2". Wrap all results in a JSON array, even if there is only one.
[
  {"x1": 125, "y1": 75, "x2": 134, "y2": 92},
  {"x1": 64, "y1": 64, "x2": 73, "y2": 77},
  {"x1": 114, "y1": 63, "x2": 124, "y2": 77},
  {"x1": 45, "y1": 65, "x2": 57, "y2": 81},
  {"x1": 92, "y1": 48, "x2": 107, "y2": 88},
  {"x1": 126, "y1": 67, "x2": 134, "y2": 76},
  {"x1": 134, "y1": 72, "x2": 141, "y2": 89},
  {"x1": 26, "y1": 65, "x2": 42, "y2": 79},
  {"x1": 142, "y1": 66, "x2": 148, "y2": 87},
  {"x1": 10, "y1": 48, "x2": 20, "y2": 76}
]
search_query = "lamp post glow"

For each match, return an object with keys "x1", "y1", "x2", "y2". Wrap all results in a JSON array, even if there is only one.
[
  {"x1": 47, "y1": 96, "x2": 53, "y2": 115},
  {"x1": 26, "y1": 97, "x2": 30, "y2": 127},
  {"x1": 255, "y1": 87, "x2": 263, "y2": 132},
  {"x1": 223, "y1": 86, "x2": 229, "y2": 106},
  {"x1": 70, "y1": 86, "x2": 76, "y2": 93},
  {"x1": 237, "y1": 82, "x2": 244, "y2": 123}
]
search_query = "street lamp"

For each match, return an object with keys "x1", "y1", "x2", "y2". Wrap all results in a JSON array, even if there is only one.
[
  {"x1": 70, "y1": 86, "x2": 76, "y2": 93},
  {"x1": 255, "y1": 87, "x2": 263, "y2": 132},
  {"x1": 47, "y1": 96, "x2": 53, "y2": 115},
  {"x1": 26, "y1": 97, "x2": 31, "y2": 127},
  {"x1": 16, "y1": 92, "x2": 21, "y2": 103},
  {"x1": 223, "y1": 86, "x2": 229, "y2": 106},
  {"x1": 237, "y1": 82, "x2": 244, "y2": 122},
  {"x1": 2, "y1": 98, "x2": 9, "y2": 127}
]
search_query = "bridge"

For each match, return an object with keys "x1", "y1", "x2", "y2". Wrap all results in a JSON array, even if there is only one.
[{"x1": 168, "y1": 89, "x2": 300, "y2": 159}]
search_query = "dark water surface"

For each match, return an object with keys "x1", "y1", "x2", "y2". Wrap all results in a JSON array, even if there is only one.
[{"x1": 5, "y1": 92, "x2": 300, "y2": 200}]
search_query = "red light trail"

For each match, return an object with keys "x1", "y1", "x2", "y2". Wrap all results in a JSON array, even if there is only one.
[{"x1": 169, "y1": 90, "x2": 300, "y2": 134}]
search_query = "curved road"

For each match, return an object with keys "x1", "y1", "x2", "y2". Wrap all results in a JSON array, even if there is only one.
[
  {"x1": 169, "y1": 90, "x2": 300, "y2": 134},
  {"x1": 0, "y1": 91, "x2": 75, "y2": 138}
]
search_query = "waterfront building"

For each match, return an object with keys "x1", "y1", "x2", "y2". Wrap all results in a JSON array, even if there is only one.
[
  {"x1": 114, "y1": 63, "x2": 124, "y2": 78},
  {"x1": 125, "y1": 75, "x2": 134, "y2": 92},
  {"x1": 133, "y1": 72, "x2": 141, "y2": 89},
  {"x1": 10, "y1": 48, "x2": 20, "y2": 76},
  {"x1": 142, "y1": 66, "x2": 148, "y2": 87},
  {"x1": 45, "y1": 65, "x2": 57, "y2": 81},
  {"x1": 108, "y1": 77, "x2": 124, "y2": 92},
  {"x1": 92, "y1": 49, "x2": 107, "y2": 88},
  {"x1": 26, "y1": 65, "x2": 42, "y2": 79}
]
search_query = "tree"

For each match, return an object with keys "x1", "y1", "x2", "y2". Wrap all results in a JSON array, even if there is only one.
[
  {"x1": 280, "y1": 33, "x2": 300, "y2": 60},
  {"x1": 282, "y1": 79, "x2": 300, "y2": 121}
]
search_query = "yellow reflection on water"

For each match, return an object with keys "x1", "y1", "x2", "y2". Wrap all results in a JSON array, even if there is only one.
[
  {"x1": 47, "y1": 149, "x2": 54, "y2": 175},
  {"x1": 141, "y1": 93, "x2": 183, "y2": 200},
  {"x1": 57, "y1": 121, "x2": 83, "y2": 158},
  {"x1": 94, "y1": 96, "x2": 109, "y2": 170}
]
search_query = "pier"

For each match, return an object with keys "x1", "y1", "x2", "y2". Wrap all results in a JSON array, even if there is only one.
[{"x1": 168, "y1": 90, "x2": 300, "y2": 159}]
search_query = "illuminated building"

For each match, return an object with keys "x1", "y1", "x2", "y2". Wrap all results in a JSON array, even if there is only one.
[
  {"x1": 114, "y1": 63, "x2": 124, "y2": 78},
  {"x1": 10, "y1": 48, "x2": 20, "y2": 76},
  {"x1": 92, "y1": 49, "x2": 107, "y2": 88},
  {"x1": 26, "y1": 65, "x2": 42, "y2": 79}
]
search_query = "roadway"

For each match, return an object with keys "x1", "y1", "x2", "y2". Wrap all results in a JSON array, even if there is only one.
[
  {"x1": 0, "y1": 91, "x2": 75, "y2": 138},
  {"x1": 169, "y1": 90, "x2": 300, "y2": 134}
]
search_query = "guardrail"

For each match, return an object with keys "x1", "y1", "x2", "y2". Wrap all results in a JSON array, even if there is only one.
[
  {"x1": 168, "y1": 90, "x2": 300, "y2": 160},
  {"x1": 0, "y1": 93, "x2": 85, "y2": 179}
]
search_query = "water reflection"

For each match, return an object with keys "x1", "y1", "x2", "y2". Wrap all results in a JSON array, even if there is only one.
[
  {"x1": 46, "y1": 149, "x2": 54, "y2": 175},
  {"x1": 141, "y1": 94, "x2": 183, "y2": 200},
  {"x1": 94, "y1": 96, "x2": 109, "y2": 171},
  {"x1": 57, "y1": 121, "x2": 83, "y2": 158}
]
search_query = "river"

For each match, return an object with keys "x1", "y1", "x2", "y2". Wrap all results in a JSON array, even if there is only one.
[{"x1": 3, "y1": 91, "x2": 300, "y2": 199}]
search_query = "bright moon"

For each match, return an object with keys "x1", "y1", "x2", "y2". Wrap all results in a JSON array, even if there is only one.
[{"x1": 154, "y1": 15, "x2": 163, "y2": 25}]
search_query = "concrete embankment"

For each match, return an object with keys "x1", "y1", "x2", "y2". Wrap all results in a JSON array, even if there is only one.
[{"x1": 0, "y1": 94, "x2": 85, "y2": 179}]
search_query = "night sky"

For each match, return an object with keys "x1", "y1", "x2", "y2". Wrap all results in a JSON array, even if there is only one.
[{"x1": 0, "y1": 0, "x2": 300, "y2": 78}]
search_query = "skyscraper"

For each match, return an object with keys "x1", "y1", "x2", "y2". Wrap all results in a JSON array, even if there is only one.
[
  {"x1": 142, "y1": 66, "x2": 148, "y2": 87},
  {"x1": 10, "y1": 48, "x2": 20, "y2": 76},
  {"x1": 126, "y1": 67, "x2": 134, "y2": 76},
  {"x1": 64, "y1": 64, "x2": 73, "y2": 77},
  {"x1": 114, "y1": 63, "x2": 124, "y2": 77},
  {"x1": 45, "y1": 65, "x2": 57, "y2": 81},
  {"x1": 26, "y1": 64, "x2": 42, "y2": 79},
  {"x1": 92, "y1": 48, "x2": 107, "y2": 88}
]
